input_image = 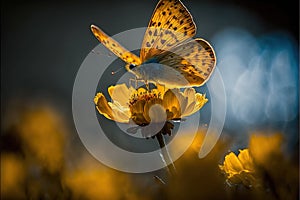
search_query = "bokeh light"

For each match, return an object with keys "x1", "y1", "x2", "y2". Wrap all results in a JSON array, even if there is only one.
[{"x1": 213, "y1": 29, "x2": 298, "y2": 126}]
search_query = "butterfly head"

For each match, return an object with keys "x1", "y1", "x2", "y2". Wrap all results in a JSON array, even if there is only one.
[{"x1": 125, "y1": 63, "x2": 137, "y2": 72}]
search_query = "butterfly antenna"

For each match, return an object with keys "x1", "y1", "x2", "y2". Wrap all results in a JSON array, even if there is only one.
[
  {"x1": 111, "y1": 67, "x2": 124, "y2": 75},
  {"x1": 91, "y1": 50, "x2": 113, "y2": 57}
]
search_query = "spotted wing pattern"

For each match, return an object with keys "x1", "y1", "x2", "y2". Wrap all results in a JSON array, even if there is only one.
[
  {"x1": 91, "y1": 25, "x2": 141, "y2": 65},
  {"x1": 155, "y1": 38, "x2": 216, "y2": 86},
  {"x1": 140, "y1": 0, "x2": 196, "y2": 62}
]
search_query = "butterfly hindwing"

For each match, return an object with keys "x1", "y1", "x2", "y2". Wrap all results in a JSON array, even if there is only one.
[
  {"x1": 140, "y1": 0, "x2": 196, "y2": 62},
  {"x1": 155, "y1": 38, "x2": 216, "y2": 86},
  {"x1": 91, "y1": 25, "x2": 141, "y2": 65}
]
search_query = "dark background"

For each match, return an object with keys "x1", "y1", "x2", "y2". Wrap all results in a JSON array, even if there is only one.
[{"x1": 1, "y1": 0, "x2": 298, "y2": 108}]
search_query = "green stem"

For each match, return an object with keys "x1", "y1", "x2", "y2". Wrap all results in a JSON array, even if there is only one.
[{"x1": 156, "y1": 132, "x2": 176, "y2": 176}]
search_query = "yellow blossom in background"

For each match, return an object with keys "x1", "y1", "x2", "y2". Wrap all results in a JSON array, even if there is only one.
[
  {"x1": 62, "y1": 156, "x2": 142, "y2": 200},
  {"x1": 64, "y1": 169, "x2": 119, "y2": 199},
  {"x1": 1, "y1": 153, "x2": 26, "y2": 199},
  {"x1": 168, "y1": 128, "x2": 209, "y2": 156},
  {"x1": 248, "y1": 133, "x2": 298, "y2": 199},
  {"x1": 249, "y1": 133, "x2": 283, "y2": 167},
  {"x1": 219, "y1": 149, "x2": 258, "y2": 187},
  {"x1": 94, "y1": 83, "x2": 208, "y2": 126},
  {"x1": 16, "y1": 104, "x2": 66, "y2": 174},
  {"x1": 219, "y1": 132, "x2": 298, "y2": 199},
  {"x1": 166, "y1": 129, "x2": 231, "y2": 200}
]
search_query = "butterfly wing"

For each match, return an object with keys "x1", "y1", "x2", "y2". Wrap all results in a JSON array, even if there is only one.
[
  {"x1": 154, "y1": 38, "x2": 216, "y2": 87},
  {"x1": 91, "y1": 25, "x2": 141, "y2": 65},
  {"x1": 140, "y1": 0, "x2": 196, "y2": 62}
]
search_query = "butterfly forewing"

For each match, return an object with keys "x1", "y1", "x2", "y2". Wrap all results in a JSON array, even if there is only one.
[
  {"x1": 140, "y1": 0, "x2": 196, "y2": 62},
  {"x1": 155, "y1": 38, "x2": 216, "y2": 86},
  {"x1": 91, "y1": 25, "x2": 141, "y2": 65}
]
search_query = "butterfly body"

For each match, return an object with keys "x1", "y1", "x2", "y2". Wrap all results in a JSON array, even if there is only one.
[
  {"x1": 131, "y1": 62, "x2": 190, "y2": 88},
  {"x1": 142, "y1": 57, "x2": 159, "y2": 64},
  {"x1": 91, "y1": 0, "x2": 216, "y2": 88}
]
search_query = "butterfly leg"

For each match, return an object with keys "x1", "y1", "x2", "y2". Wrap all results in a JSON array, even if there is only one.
[
  {"x1": 129, "y1": 77, "x2": 142, "y2": 89},
  {"x1": 135, "y1": 76, "x2": 138, "y2": 88},
  {"x1": 145, "y1": 80, "x2": 150, "y2": 91}
]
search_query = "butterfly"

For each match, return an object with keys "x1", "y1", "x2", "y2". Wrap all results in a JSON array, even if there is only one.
[{"x1": 91, "y1": 0, "x2": 216, "y2": 88}]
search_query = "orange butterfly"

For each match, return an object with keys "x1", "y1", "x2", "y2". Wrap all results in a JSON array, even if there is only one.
[{"x1": 91, "y1": 0, "x2": 216, "y2": 88}]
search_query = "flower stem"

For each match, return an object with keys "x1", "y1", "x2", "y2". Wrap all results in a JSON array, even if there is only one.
[{"x1": 156, "y1": 132, "x2": 176, "y2": 176}]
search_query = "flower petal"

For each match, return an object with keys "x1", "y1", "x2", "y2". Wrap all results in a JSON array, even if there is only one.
[
  {"x1": 130, "y1": 100, "x2": 145, "y2": 114},
  {"x1": 227, "y1": 173, "x2": 243, "y2": 185},
  {"x1": 223, "y1": 152, "x2": 244, "y2": 175},
  {"x1": 238, "y1": 149, "x2": 255, "y2": 172},
  {"x1": 183, "y1": 88, "x2": 196, "y2": 107},
  {"x1": 108, "y1": 102, "x2": 130, "y2": 123},
  {"x1": 94, "y1": 93, "x2": 113, "y2": 120},
  {"x1": 130, "y1": 100, "x2": 148, "y2": 125},
  {"x1": 156, "y1": 83, "x2": 166, "y2": 97},
  {"x1": 189, "y1": 93, "x2": 208, "y2": 115},
  {"x1": 162, "y1": 89, "x2": 182, "y2": 119},
  {"x1": 182, "y1": 101, "x2": 196, "y2": 117},
  {"x1": 108, "y1": 84, "x2": 133, "y2": 107}
]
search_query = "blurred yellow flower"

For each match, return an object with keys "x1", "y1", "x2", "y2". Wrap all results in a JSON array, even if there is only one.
[
  {"x1": 1, "y1": 153, "x2": 26, "y2": 199},
  {"x1": 219, "y1": 149, "x2": 257, "y2": 187},
  {"x1": 62, "y1": 157, "x2": 141, "y2": 200},
  {"x1": 249, "y1": 133, "x2": 283, "y2": 167},
  {"x1": 17, "y1": 104, "x2": 66, "y2": 174},
  {"x1": 94, "y1": 83, "x2": 208, "y2": 125},
  {"x1": 165, "y1": 129, "x2": 231, "y2": 200}
]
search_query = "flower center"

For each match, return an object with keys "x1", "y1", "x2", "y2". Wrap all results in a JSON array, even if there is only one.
[{"x1": 129, "y1": 88, "x2": 161, "y2": 107}]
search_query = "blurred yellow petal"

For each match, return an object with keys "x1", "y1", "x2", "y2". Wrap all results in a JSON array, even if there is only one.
[
  {"x1": 17, "y1": 105, "x2": 66, "y2": 173},
  {"x1": 62, "y1": 155, "x2": 142, "y2": 200},
  {"x1": 1, "y1": 154, "x2": 25, "y2": 199},
  {"x1": 249, "y1": 133, "x2": 283, "y2": 167}
]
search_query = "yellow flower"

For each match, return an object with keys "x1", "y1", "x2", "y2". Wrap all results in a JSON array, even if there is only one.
[
  {"x1": 16, "y1": 104, "x2": 66, "y2": 174},
  {"x1": 1, "y1": 154, "x2": 26, "y2": 199},
  {"x1": 249, "y1": 133, "x2": 283, "y2": 168},
  {"x1": 62, "y1": 156, "x2": 142, "y2": 200},
  {"x1": 94, "y1": 83, "x2": 208, "y2": 126},
  {"x1": 219, "y1": 149, "x2": 258, "y2": 187}
]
